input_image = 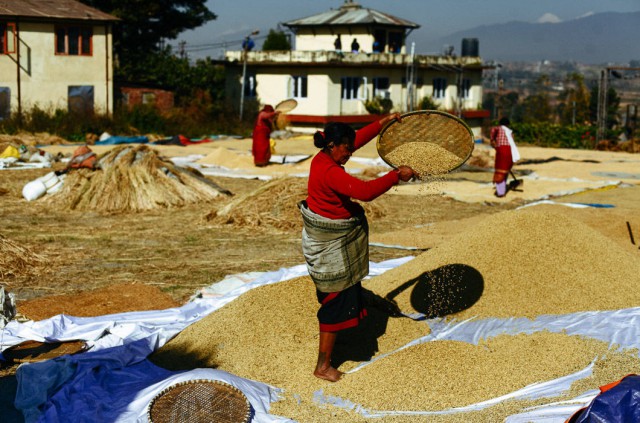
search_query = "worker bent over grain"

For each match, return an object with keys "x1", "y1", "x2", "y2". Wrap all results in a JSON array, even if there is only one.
[
  {"x1": 490, "y1": 117, "x2": 520, "y2": 197},
  {"x1": 252, "y1": 105, "x2": 280, "y2": 167},
  {"x1": 299, "y1": 114, "x2": 414, "y2": 382}
]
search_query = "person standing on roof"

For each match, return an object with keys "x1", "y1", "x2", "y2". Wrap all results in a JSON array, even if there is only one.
[
  {"x1": 334, "y1": 34, "x2": 342, "y2": 52},
  {"x1": 252, "y1": 105, "x2": 280, "y2": 167},
  {"x1": 351, "y1": 38, "x2": 360, "y2": 53},
  {"x1": 299, "y1": 113, "x2": 415, "y2": 382},
  {"x1": 242, "y1": 35, "x2": 255, "y2": 52}
]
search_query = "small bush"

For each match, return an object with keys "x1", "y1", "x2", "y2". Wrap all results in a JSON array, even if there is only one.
[
  {"x1": 364, "y1": 97, "x2": 393, "y2": 114},
  {"x1": 511, "y1": 122, "x2": 597, "y2": 149},
  {"x1": 419, "y1": 96, "x2": 440, "y2": 111}
]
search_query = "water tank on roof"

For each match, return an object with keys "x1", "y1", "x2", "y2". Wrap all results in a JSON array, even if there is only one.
[{"x1": 461, "y1": 38, "x2": 479, "y2": 57}]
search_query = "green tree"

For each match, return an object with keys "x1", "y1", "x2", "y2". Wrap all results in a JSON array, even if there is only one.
[
  {"x1": 521, "y1": 94, "x2": 552, "y2": 123},
  {"x1": 79, "y1": 0, "x2": 216, "y2": 82},
  {"x1": 262, "y1": 29, "x2": 291, "y2": 51},
  {"x1": 589, "y1": 84, "x2": 622, "y2": 130},
  {"x1": 519, "y1": 76, "x2": 552, "y2": 123},
  {"x1": 557, "y1": 73, "x2": 590, "y2": 126}
]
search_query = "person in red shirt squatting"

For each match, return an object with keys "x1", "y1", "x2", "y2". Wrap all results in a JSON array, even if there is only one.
[
  {"x1": 299, "y1": 114, "x2": 415, "y2": 382},
  {"x1": 252, "y1": 105, "x2": 280, "y2": 167}
]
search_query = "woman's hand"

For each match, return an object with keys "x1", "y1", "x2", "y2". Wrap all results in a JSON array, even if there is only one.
[
  {"x1": 396, "y1": 166, "x2": 415, "y2": 182},
  {"x1": 379, "y1": 112, "x2": 402, "y2": 127}
]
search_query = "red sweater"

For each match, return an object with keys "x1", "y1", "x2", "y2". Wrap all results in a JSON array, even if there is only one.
[{"x1": 306, "y1": 121, "x2": 399, "y2": 219}]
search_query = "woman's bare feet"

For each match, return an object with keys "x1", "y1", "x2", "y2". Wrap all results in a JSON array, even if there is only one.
[{"x1": 314, "y1": 365, "x2": 343, "y2": 382}]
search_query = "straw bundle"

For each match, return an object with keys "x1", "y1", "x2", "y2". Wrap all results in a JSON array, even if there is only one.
[
  {"x1": 0, "y1": 132, "x2": 69, "y2": 146},
  {"x1": 48, "y1": 145, "x2": 231, "y2": 213},
  {"x1": 206, "y1": 177, "x2": 386, "y2": 231},
  {"x1": 0, "y1": 234, "x2": 46, "y2": 278}
]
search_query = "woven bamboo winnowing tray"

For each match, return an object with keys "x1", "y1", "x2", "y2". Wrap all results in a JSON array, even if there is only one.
[
  {"x1": 377, "y1": 110, "x2": 475, "y2": 173},
  {"x1": 147, "y1": 379, "x2": 251, "y2": 423},
  {"x1": 275, "y1": 98, "x2": 298, "y2": 113}
]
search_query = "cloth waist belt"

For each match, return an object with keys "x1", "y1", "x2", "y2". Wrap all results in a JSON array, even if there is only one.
[{"x1": 299, "y1": 201, "x2": 369, "y2": 293}]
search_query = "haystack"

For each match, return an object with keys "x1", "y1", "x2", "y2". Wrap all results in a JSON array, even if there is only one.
[
  {"x1": 0, "y1": 234, "x2": 45, "y2": 278},
  {"x1": 0, "y1": 132, "x2": 69, "y2": 146},
  {"x1": 47, "y1": 145, "x2": 231, "y2": 213},
  {"x1": 206, "y1": 177, "x2": 386, "y2": 231}
]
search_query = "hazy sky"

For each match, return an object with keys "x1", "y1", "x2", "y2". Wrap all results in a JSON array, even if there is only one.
[{"x1": 175, "y1": 0, "x2": 640, "y2": 59}]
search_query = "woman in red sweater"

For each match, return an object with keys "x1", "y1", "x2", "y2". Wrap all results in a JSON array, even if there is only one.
[
  {"x1": 299, "y1": 114, "x2": 414, "y2": 382},
  {"x1": 252, "y1": 105, "x2": 280, "y2": 167}
]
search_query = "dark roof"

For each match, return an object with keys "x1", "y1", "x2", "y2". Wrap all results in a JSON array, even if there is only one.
[
  {"x1": 0, "y1": 0, "x2": 118, "y2": 22},
  {"x1": 283, "y1": 1, "x2": 419, "y2": 29}
]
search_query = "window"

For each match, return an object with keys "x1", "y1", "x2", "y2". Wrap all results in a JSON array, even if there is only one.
[
  {"x1": 289, "y1": 75, "x2": 307, "y2": 99},
  {"x1": 341, "y1": 76, "x2": 367, "y2": 100},
  {"x1": 142, "y1": 92, "x2": 156, "y2": 105},
  {"x1": 68, "y1": 86, "x2": 94, "y2": 114},
  {"x1": 0, "y1": 22, "x2": 16, "y2": 54},
  {"x1": 56, "y1": 26, "x2": 92, "y2": 56},
  {"x1": 433, "y1": 78, "x2": 447, "y2": 99},
  {"x1": 373, "y1": 77, "x2": 390, "y2": 99},
  {"x1": 461, "y1": 78, "x2": 471, "y2": 99},
  {"x1": 0, "y1": 87, "x2": 10, "y2": 120}
]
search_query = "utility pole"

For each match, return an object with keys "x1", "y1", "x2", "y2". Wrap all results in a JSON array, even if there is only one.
[
  {"x1": 239, "y1": 30, "x2": 259, "y2": 120},
  {"x1": 406, "y1": 42, "x2": 415, "y2": 112},
  {"x1": 596, "y1": 69, "x2": 608, "y2": 147}
]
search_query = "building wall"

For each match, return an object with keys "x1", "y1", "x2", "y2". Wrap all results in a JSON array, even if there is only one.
[
  {"x1": 120, "y1": 87, "x2": 174, "y2": 113},
  {"x1": 245, "y1": 65, "x2": 482, "y2": 117},
  {"x1": 0, "y1": 20, "x2": 113, "y2": 115},
  {"x1": 295, "y1": 28, "x2": 373, "y2": 53},
  {"x1": 294, "y1": 28, "x2": 406, "y2": 54}
]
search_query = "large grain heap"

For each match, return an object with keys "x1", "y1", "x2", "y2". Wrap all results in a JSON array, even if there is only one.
[
  {"x1": 151, "y1": 208, "x2": 640, "y2": 421},
  {"x1": 207, "y1": 177, "x2": 385, "y2": 231},
  {"x1": 366, "y1": 208, "x2": 640, "y2": 319},
  {"x1": 48, "y1": 145, "x2": 230, "y2": 213}
]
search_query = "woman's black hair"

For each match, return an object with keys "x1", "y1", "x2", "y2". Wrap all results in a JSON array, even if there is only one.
[
  {"x1": 499, "y1": 117, "x2": 510, "y2": 126},
  {"x1": 313, "y1": 122, "x2": 356, "y2": 149}
]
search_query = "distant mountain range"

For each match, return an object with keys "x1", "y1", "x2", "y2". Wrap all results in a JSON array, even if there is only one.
[{"x1": 423, "y1": 11, "x2": 640, "y2": 64}]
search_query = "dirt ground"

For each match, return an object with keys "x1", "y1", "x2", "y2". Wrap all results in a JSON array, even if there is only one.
[{"x1": 0, "y1": 162, "x2": 509, "y2": 312}]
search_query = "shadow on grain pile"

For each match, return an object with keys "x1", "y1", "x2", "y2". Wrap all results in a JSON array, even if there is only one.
[
  {"x1": 149, "y1": 208, "x2": 640, "y2": 421},
  {"x1": 367, "y1": 207, "x2": 640, "y2": 319}
]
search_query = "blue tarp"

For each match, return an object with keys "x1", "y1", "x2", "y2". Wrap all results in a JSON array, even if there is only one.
[
  {"x1": 94, "y1": 135, "x2": 149, "y2": 146},
  {"x1": 570, "y1": 374, "x2": 640, "y2": 423}
]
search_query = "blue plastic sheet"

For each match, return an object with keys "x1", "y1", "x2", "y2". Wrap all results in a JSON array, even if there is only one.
[
  {"x1": 571, "y1": 374, "x2": 640, "y2": 423},
  {"x1": 94, "y1": 135, "x2": 149, "y2": 145}
]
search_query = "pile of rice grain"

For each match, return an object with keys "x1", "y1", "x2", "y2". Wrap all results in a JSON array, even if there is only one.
[
  {"x1": 385, "y1": 142, "x2": 463, "y2": 177},
  {"x1": 366, "y1": 208, "x2": 640, "y2": 319},
  {"x1": 151, "y1": 276, "x2": 428, "y2": 385},
  {"x1": 151, "y1": 208, "x2": 640, "y2": 422}
]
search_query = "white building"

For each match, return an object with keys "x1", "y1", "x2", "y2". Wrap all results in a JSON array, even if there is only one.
[
  {"x1": 225, "y1": 0, "x2": 488, "y2": 136},
  {"x1": 0, "y1": 0, "x2": 117, "y2": 119}
]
